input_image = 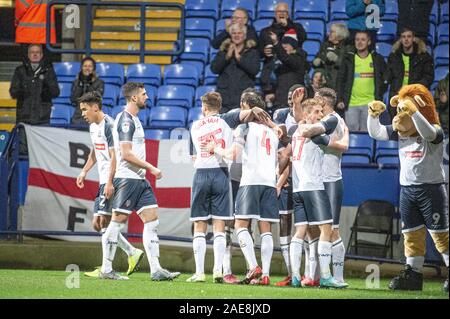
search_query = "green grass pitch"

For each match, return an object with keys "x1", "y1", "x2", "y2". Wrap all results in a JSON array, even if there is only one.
[{"x1": 0, "y1": 270, "x2": 447, "y2": 299}]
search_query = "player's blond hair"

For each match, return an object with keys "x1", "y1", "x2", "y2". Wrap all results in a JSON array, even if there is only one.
[
  {"x1": 201, "y1": 92, "x2": 222, "y2": 111},
  {"x1": 301, "y1": 98, "x2": 324, "y2": 114}
]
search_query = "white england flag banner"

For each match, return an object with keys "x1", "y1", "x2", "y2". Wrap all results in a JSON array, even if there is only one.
[{"x1": 22, "y1": 124, "x2": 194, "y2": 242}]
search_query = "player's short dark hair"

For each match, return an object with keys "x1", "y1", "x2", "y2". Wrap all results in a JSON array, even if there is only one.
[
  {"x1": 316, "y1": 87, "x2": 337, "y2": 109},
  {"x1": 241, "y1": 91, "x2": 265, "y2": 109},
  {"x1": 122, "y1": 82, "x2": 145, "y2": 102},
  {"x1": 78, "y1": 91, "x2": 103, "y2": 109},
  {"x1": 399, "y1": 26, "x2": 415, "y2": 36},
  {"x1": 201, "y1": 92, "x2": 222, "y2": 111},
  {"x1": 288, "y1": 84, "x2": 306, "y2": 96},
  {"x1": 354, "y1": 30, "x2": 370, "y2": 39}
]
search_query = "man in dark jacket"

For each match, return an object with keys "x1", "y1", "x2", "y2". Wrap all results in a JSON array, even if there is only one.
[
  {"x1": 336, "y1": 31, "x2": 386, "y2": 131},
  {"x1": 210, "y1": 23, "x2": 260, "y2": 113},
  {"x1": 385, "y1": 27, "x2": 434, "y2": 120},
  {"x1": 9, "y1": 44, "x2": 60, "y2": 125}
]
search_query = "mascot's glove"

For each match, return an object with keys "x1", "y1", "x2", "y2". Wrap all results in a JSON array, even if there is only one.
[
  {"x1": 368, "y1": 101, "x2": 386, "y2": 118},
  {"x1": 398, "y1": 99, "x2": 419, "y2": 117}
]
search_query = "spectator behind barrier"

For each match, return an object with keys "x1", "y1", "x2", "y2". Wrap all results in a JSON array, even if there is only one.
[
  {"x1": 397, "y1": 0, "x2": 433, "y2": 43},
  {"x1": 70, "y1": 57, "x2": 105, "y2": 125},
  {"x1": 434, "y1": 73, "x2": 449, "y2": 134}
]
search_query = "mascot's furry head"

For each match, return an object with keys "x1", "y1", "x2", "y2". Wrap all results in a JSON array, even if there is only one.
[{"x1": 390, "y1": 84, "x2": 440, "y2": 137}]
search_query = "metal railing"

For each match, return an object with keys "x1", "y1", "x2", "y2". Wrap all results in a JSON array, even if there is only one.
[{"x1": 45, "y1": 0, "x2": 185, "y2": 63}]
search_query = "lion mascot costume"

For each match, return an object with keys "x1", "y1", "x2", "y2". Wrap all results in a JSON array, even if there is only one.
[{"x1": 367, "y1": 84, "x2": 448, "y2": 292}]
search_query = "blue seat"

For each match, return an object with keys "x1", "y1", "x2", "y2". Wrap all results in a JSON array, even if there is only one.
[
  {"x1": 438, "y1": 23, "x2": 449, "y2": 44},
  {"x1": 179, "y1": 38, "x2": 210, "y2": 65},
  {"x1": 111, "y1": 105, "x2": 124, "y2": 119},
  {"x1": 144, "y1": 129, "x2": 170, "y2": 140},
  {"x1": 434, "y1": 44, "x2": 449, "y2": 67},
  {"x1": 330, "y1": 0, "x2": 347, "y2": 21},
  {"x1": 346, "y1": 133, "x2": 374, "y2": 160},
  {"x1": 0, "y1": 130, "x2": 10, "y2": 157},
  {"x1": 375, "y1": 42, "x2": 392, "y2": 60},
  {"x1": 428, "y1": 23, "x2": 436, "y2": 47},
  {"x1": 376, "y1": 156, "x2": 399, "y2": 165},
  {"x1": 257, "y1": 0, "x2": 292, "y2": 19},
  {"x1": 50, "y1": 104, "x2": 73, "y2": 125},
  {"x1": 185, "y1": 0, "x2": 219, "y2": 19},
  {"x1": 430, "y1": 0, "x2": 438, "y2": 25},
  {"x1": 441, "y1": 1, "x2": 449, "y2": 24},
  {"x1": 170, "y1": 127, "x2": 191, "y2": 140},
  {"x1": 375, "y1": 140, "x2": 398, "y2": 160},
  {"x1": 209, "y1": 47, "x2": 219, "y2": 62},
  {"x1": 178, "y1": 61, "x2": 204, "y2": 82},
  {"x1": 253, "y1": 19, "x2": 272, "y2": 35},
  {"x1": 164, "y1": 64, "x2": 199, "y2": 87},
  {"x1": 221, "y1": 0, "x2": 257, "y2": 20},
  {"x1": 96, "y1": 63, "x2": 124, "y2": 87},
  {"x1": 126, "y1": 63, "x2": 161, "y2": 87},
  {"x1": 342, "y1": 154, "x2": 371, "y2": 164},
  {"x1": 137, "y1": 107, "x2": 150, "y2": 126},
  {"x1": 203, "y1": 64, "x2": 218, "y2": 85},
  {"x1": 434, "y1": 66, "x2": 449, "y2": 84},
  {"x1": 296, "y1": 19, "x2": 325, "y2": 42},
  {"x1": 293, "y1": 0, "x2": 328, "y2": 21},
  {"x1": 195, "y1": 85, "x2": 216, "y2": 107},
  {"x1": 53, "y1": 62, "x2": 80, "y2": 83},
  {"x1": 103, "y1": 84, "x2": 119, "y2": 108},
  {"x1": 18, "y1": 160, "x2": 29, "y2": 205},
  {"x1": 53, "y1": 82, "x2": 72, "y2": 106},
  {"x1": 185, "y1": 18, "x2": 215, "y2": 39},
  {"x1": 157, "y1": 85, "x2": 195, "y2": 109},
  {"x1": 377, "y1": 21, "x2": 396, "y2": 42},
  {"x1": 383, "y1": 0, "x2": 398, "y2": 22},
  {"x1": 303, "y1": 40, "x2": 320, "y2": 62},
  {"x1": 149, "y1": 106, "x2": 187, "y2": 129},
  {"x1": 215, "y1": 19, "x2": 227, "y2": 35},
  {"x1": 188, "y1": 107, "x2": 203, "y2": 125}
]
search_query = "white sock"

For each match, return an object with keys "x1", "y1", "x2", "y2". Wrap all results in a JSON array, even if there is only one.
[
  {"x1": 213, "y1": 232, "x2": 226, "y2": 274},
  {"x1": 280, "y1": 236, "x2": 291, "y2": 276},
  {"x1": 236, "y1": 228, "x2": 258, "y2": 270},
  {"x1": 318, "y1": 241, "x2": 332, "y2": 279},
  {"x1": 406, "y1": 256, "x2": 425, "y2": 272},
  {"x1": 332, "y1": 238, "x2": 346, "y2": 282},
  {"x1": 193, "y1": 232, "x2": 206, "y2": 275},
  {"x1": 118, "y1": 233, "x2": 136, "y2": 257},
  {"x1": 143, "y1": 220, "x2": 161, "y2": 274},
  {"x1": 442, "y1": 250, "x2": 449, "y2": 267},
  {"x1": 309, "y1": 238, "x2": 320, "y2": 280},
  {"x1": 260, "y1": 233, "x2": 273, "y2": 277},
  {"x1": 223, "y1": 245, "x2": 232, "y2": 275},
  {"x1": 101, "y1": 221, "x2": 123, "y2": 273},
  {"x1": 289, "y1": 237, "x2": 304, "y2": 278},
  {"x1": 303, "y1": 240, "x2": 310, "y2": 278}
]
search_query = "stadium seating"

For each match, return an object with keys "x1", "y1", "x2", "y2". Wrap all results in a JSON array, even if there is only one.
[
  {"x1": 434, "y1": 44, "x2": 449, "y2": 67},
  {"x1": 383, "y1": 0, "x2": 398, "y2": 22},
  {"x1": 50, "y1": 104, "x2": 73, "y2": 125},
  {"x1": 329, "y1": 0, "x2": 347, "y2": 21},
  {"x1": 441, "y1": 1, "x2": 449, "y2": 24},
  {"x1": 296, "y1": 19, "x2": 325, "y2": 42},
  {"x1": 376, "y1": 156, "x2": 399, "y2": 165},
  {"x1": 179, "y1": 60, "x2": 205, "y2": 82},
  {"x1": 253, "y1": 19, "x2": 272, "y2": 35},
  {"x1": 111, "y1": 105, "x2": 124, "y2": 119},
  {"x1": 195, "y1": 85, "x2": 216, "y2": 107},
  {"x1": 0, "y1": 130, "x2": 10, "y2": 157},
  {"x1": 377, "y1": 21, "x2": 397, "y2": 42},
  {"x1": 53, "y1": 61, "x2": 80, "y2": 83},
  {"x1": 258, "y1": 0, "x2": 292, "y2": 19},
  {"x1": 437, "y1": 23, "x2": 449, "y2": 44},
  {"x1": 157, "y1": 85, "x2": 195, "y2": 109},
  {"x1": 203, "y1": 64, "x2": 218, "y2": 85},
  {"x1": 137, "y1": 107, "x2": 150, "y2": 126},
  {"x1": 215, "y1": 18, "x2": 226, "y2": 35},
  {"x1": 149, "y1": 106, "x2": 187, "y2": 129},
  {"x1": 346, "y1": 133, "x2": 374, "y2": 160},
  {"x1": 293, "y1": 0, "x2": 328, "y2": 21},
  {"x1": 185, "y1": 0, "x2": 220, "y2": 19},
  {"x1": 163, "y1": 64, "x2": 200, "y2": 88},
  {"x1": 428, "y1": 23, "x2": 436, "y2": 47},
  {"x1": 170, "y1": 127, "x2": 191, "y2": 140},
  {"x1": 209, "y1": 47, "x2": 219, "y2": 62},
  {"x1": 52, "y1": 82, "x2": 72, "y2": 106},
  {"x1": 179, "y1": 38, "x2": 210, "y2": 65},
  {"x1": 102, "y1": 84, "x2": 120, "y2": 107},
  {"x1": 434, "y1": 66, "x2": 448, "y2": 84},
  {"x1": 375, "y1": 140, "x2": 398, "y2": 161},
  {"x1": 303, "y1": 40, "x2": 320, "y2": 62},
  {"x1": 185, "y1": 17, "x2": 215, "y2": 39},
  {"x1": 430, "y1": 0, "x2": 438, "y2": 25},
  {"x1": 144, "y1": 129, "x2": 170, "y2": 140},
  {"x1": 342, "y1": 154, "x2": 371, "y2": 164},
  {"x1": 221, "y1": 0, "x2": 257, "y2": 21},
  {"x1": 126, "y1": 64, "x2": 161, "y2": 87},
  {"x1": 375, "y1": 42, "x2": 392, "y2": 60},
  {"x1": 96, "y1": 63, "x2": 124, "y2": 87},
  {"x1": 188, "y1": 107, "x2": 203, "y2": 125}
]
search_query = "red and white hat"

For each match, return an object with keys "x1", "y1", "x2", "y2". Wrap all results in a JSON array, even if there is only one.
[{"x1": 281, "y1": 28, "x2": 298, "y2": 47}]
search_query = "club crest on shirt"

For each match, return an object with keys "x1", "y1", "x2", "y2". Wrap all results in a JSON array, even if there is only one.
[
  {"x1": 125, "y1": 200, "x2": 131, "y2": 207},
  {"x1": 122, "y1": 122, "x2": 130, "y2": 133},
  {"x1": 416, "y1": 136, "x2": 422, "y2": 144}
]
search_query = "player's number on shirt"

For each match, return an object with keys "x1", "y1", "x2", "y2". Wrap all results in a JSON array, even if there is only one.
[
  {"x1": 432, "y1": 213, "x2": 441, "y2": 225},
  {"x1": 292, "y1": 136, "x2": 306, "y2": 161},
  {"x1": 200, "y1": 131, "x2": 225, "y2": 157},
  {"x1": 261, "y1": 130, "x2": 271, "y2": 155}
]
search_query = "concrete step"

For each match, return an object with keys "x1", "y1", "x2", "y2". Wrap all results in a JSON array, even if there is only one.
[
  {"x1": 91, "y1": 41, "x2": 174, "y2": 51},
  {"x1": 91, "y1": 31, "x2": 178, "y2": 42},
  {"x1": 95, "y1": 8, "x2": 182, "y2": 19}
]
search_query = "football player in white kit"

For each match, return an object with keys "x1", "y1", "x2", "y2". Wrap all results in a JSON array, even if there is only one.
[
  {"x1": 100, "y1": 82, "x2": 180, "y2": 280},
  {"x1": 279, "y1": 97, "x2": 347, "y2": 288},
  {"x1": 75, "y1": 92, "x2": 144, "y2": 278}
]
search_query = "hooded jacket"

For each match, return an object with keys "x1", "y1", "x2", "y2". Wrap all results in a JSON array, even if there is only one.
[{"x1": 70, "y1": 71, "x2": 105, "y2": 124}]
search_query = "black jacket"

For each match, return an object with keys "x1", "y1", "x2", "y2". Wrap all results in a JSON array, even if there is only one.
[
  {"x1": 397, "y1": 0, "x2": 433, "y2": 41},
  {"x1": 211, "y1": 25, "x2": 258, "y2": 50},
  {"x1": 9, "y1": 58, "x2": 60, "y2": 125},
  {"x1": 259, "y1": 19, "x2": 307, "y2": 56},
  {"x1": 70, "y1": 72, "x2": 105, "y2": 124},
  {"x1": 337, "y1": 50, "x2": 387, "y2": 110},
  {"x1": 385, "y1": 37, "x2": 434, "y2": 102},
  {"x1": 210, "y1": 39, "x2": 260, "y2": 113}
]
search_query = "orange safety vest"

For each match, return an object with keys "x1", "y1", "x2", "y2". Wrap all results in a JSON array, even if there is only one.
[{"x1": 15, "y1": 0, "x2": 56, "y2": 44}]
